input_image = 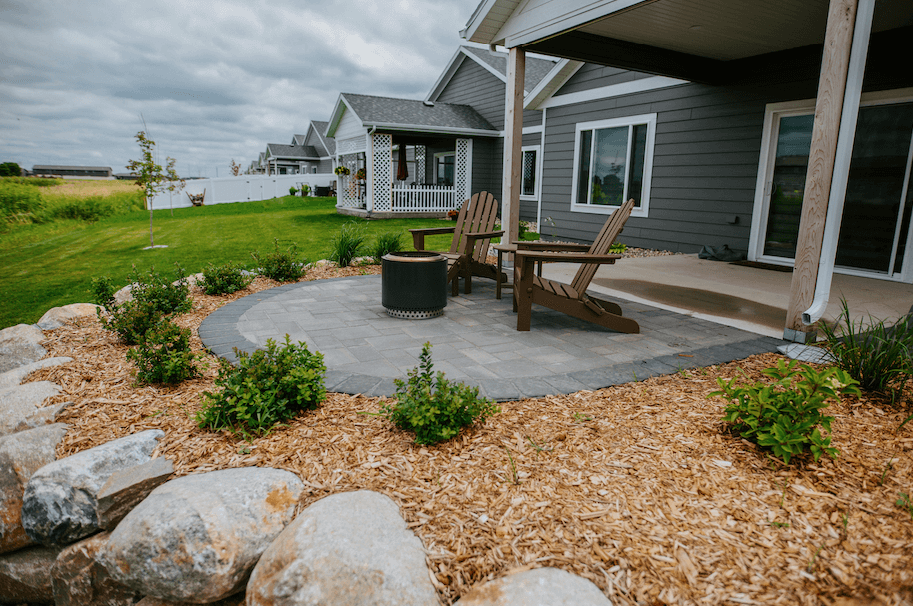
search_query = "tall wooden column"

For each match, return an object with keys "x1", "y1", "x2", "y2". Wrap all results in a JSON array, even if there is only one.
[
  {"x1": 784, "y1": 0, "x2": 858, "y2": 343},
  {"x1": 503, "y1": 47, "x2": 525, "y2": 247}
]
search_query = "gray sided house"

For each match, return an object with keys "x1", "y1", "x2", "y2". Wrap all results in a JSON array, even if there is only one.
[
  {"x1": 263, "y1": 142, "x2": 321, "y2": 175},
  {"x1": 426, "y1": 46, "x2": 558, "y2": 222},
  {"x1": 295, "y1": 122, "x2": 337, "y2": 174},
  {"x1": 463, "y1": 0, "x2": 913, "y2": 340}
]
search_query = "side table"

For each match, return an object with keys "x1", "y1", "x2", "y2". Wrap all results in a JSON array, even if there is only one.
[{"x1": 493, "y1": 244, "x2": 542, "y2": 300}]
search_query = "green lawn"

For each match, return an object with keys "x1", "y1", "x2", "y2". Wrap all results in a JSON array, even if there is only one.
[{"x1": 0, "y1": 196, "x2": 463, "y2": 328}]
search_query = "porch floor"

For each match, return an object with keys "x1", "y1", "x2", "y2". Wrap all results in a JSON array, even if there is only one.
[
  {"x1": 545, "y1": 253, "x2": 913, "y2": 339},
  {"x1": 199, "y1": 275, "x2": 782, "y2": 401}
]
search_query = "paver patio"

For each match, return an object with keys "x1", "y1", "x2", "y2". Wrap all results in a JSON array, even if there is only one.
[{"x1": 199, "y1": 275, "x2": 784, "y2": 400}]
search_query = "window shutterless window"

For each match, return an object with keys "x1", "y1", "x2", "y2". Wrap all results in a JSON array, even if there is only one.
[
  {"x1": 571, "y1": 114, "x2": 656, "y2": 217},
  {"x1": 521, "y1": 147, "x2": 539, "y2": 199}
]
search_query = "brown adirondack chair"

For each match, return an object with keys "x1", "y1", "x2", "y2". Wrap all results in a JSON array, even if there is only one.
[
  {"x1": 409, "y1": 191, "x2": 504, "y2": 296},
  {"x1": 513, "y1": 198, "x2": 639, "y2": 333}
]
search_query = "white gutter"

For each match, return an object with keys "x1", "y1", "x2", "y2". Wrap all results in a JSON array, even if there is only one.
[{"x1": 802, "y1": 0, "x2": 874, "y2": 325}]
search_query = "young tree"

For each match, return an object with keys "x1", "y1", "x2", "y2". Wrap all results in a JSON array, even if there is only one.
[
  {"x1": 229, "y1": 159, "x2": 241, "y2": 177},
  {"x1": 127, "y1": 131, "x2": 184, "y2": 248}
]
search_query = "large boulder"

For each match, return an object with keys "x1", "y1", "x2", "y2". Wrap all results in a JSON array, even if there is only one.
[
  {"x1": 0, "y1": 423, "x2": 69, "y2": 554},
  {"x1": 0, "y1": 356, "x2": 72, "y2": 391},
  {"x1": 246, "y1": 490, "x2": 439, "y2": 606},
  {"x1": 0, "y1": 381, "x2": 61, "y2": 437},
  {"x1": 0, "y1": 545, "x2": 60, "y2": 604},
  {"x1": 456, "y1": 568, "x2": 612, "y2": 606},
  {"x1": 95, "y1": 456, "x2": 173, "y2": 529},
  {"x1": 37, "y1": 304, "x2": 103, "y2": 330},
  {"x1": 99, "y1": 467, "x2": 303, "y2": 603},
  {"x1": 50, "y1": 531, "x2": 142, "y2": 606},
  {"x1": 13, "y1": 401, "x2": 74, "y2": 433},
  {"x1": 0, "y1": 324, "x2": 46, "y2": 374},
  {"x1": 21, "y1": 429, "x2": 164, "y2": 546}
]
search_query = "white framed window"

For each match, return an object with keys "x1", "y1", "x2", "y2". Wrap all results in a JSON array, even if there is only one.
[
  {"x1": 571, "y1": 113, "x2": 656, "y2": 218},
  {"x1": 434, "y1": 152, "x2": 455, "y2": 187},
  {"x1": 520, "y1": 146, "x2": 539, "y2": 200}
]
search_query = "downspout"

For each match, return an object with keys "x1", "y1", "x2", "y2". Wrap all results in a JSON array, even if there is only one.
[{"x1": 801, "y1": 0, "x2": 874, "y2": 325}]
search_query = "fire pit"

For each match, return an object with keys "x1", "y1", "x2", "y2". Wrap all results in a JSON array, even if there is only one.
[{"x1": 381, "y1": 251, "x2": 447, "y2": 319}]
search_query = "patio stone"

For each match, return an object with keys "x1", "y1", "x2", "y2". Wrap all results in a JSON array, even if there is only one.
[{"x1": 199, "y1": 275, "x2": 786, "y2": 399}]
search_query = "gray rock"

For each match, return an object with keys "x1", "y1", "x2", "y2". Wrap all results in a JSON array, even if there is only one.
[
  {"x1": 50, "y1": 531, "x2": 142, "y2": 606},
  {"x1": 37, "y1": 304, "x2": 102, "y2": 330},
  {"x1": 21, "y1": 429, "x2": 164, "y2": 546},
  {"x1": 112, "y1": 285, "x2": 133, "y2": 305},
  {"x1": 13, "y1": 401, "x2": 75, "y2": 433},
  {"x1": 100, "y1": 467, "x2": 303, "y2": 603},
  {"x1": 96, "y1": 456, "x2": 174, "y2": 529},
  {"x1": 0, "y1": 545, "x2": 60, "y2": 604},
  {"x1": 246, "y1": 490, "x2": 439, "y2": 606},
  {"x1": 456, "y1": 568, "x2": 612, "y2": 606},
  {"x1": 0, "y1": 381, "x2": 61, "y2": 437},
  {"x1": 0, "y1": 356, "x2": 72, "y2": 390},
  {"x1": 0, "y1": 324, "x2": 46, "y2": 374},
  {"x1": 0, "y1": 423, "x2": 69, "y2": 554}
]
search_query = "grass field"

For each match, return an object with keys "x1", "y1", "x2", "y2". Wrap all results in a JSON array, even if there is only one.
[{"x1": 0, "y1": 193, "x2": 470, "y2": 328}]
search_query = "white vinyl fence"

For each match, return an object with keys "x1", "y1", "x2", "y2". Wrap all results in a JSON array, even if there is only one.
[{"x1": 148, "y1": 174, "x2": 336, "y2": 210}]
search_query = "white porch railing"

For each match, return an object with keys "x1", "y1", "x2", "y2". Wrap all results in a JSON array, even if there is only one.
[{"x1": 391, "y1": 185, "x2": 457, "y2": 212}]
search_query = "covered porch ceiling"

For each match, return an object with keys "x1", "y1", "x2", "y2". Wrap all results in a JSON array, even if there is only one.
[{"x1": 463, "y1": 0, "x2": 913, "y2": 83}]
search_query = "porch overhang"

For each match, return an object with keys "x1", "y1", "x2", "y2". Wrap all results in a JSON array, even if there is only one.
[
  {"x1": 366, "y1": 123, "x2": 500, "y2": 138},
  {"x1": 467, "y1": 0, "x2": 912, "y2": 342}
]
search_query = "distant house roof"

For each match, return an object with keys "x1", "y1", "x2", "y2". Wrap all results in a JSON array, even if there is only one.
[
  {"x1": 265, "y1": 144, "x2": 321, "y2": 160},
  {"x1": 426, "y1": 45, "x2": 558, "y2": 103},
  {"x1": 327, "y1": 93, "x2": 498, "y2": 138},
  {"x1": 310, "y1": 120, "x2": 335, "y2": 156},
  {"x1": 292, "y1": 134, "x2": 306, "y2": 145},
  {"x1": 33, "y1": 165, "x2": 113, "y2": 173}
]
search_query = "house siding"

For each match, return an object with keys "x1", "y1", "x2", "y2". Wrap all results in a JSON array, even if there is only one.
[{"x1": 539, "y1": 41, "x2": 913, "y2": 253}]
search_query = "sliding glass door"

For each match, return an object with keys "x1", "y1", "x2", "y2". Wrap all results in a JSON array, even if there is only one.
[{"x1": 759, "y1": 100, "x2": 913, "y2": 277}]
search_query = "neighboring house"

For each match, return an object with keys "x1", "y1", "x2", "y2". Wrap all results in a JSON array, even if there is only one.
[
  {"x1": 461, "y1": 0, "x2": 913, "y2": 340},
  {"x1": 32, "y1": 165, "x2": 113, "y2": 179},
  {"x1": 325, "y1": 47, "x2": 557, "y2": 215},
  {"x1": 299, "y1": 121, "x2": 337, "y2": 174},
  {"x1": 326, "y1": 91, "x2": 500, "y2": 213},
  {"x1": 263, "y1": 143, "x2": 321, "y2": 175}
]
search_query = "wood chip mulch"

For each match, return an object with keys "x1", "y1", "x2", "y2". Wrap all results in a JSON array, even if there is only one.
[{"x1": 25, "y1": 265, "x2": 913, "y2": 606}]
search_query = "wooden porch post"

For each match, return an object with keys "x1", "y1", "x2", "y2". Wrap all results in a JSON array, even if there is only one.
[
  {"x1": 784, "y1": 0, "x2": 858, "y2": 343},
  {"x1": 503, "y1": 46, "x2": 525, "y2": 247}
]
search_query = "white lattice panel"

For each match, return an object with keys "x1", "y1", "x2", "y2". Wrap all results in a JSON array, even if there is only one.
[
  {"x1": 415, "y1": 146, "x2": 426, "y2": 184},
  {"x1": 370, "y1": 133, "x2": 393, "y2": 212},
  {"x1": 455, "y1": 138, "x2": 472, "y2": 206},
  {"x1": 337, "y1": 136, "x2": 365, "y2": 156},
  {"x1": 339, "y1": 153, "x2": 360, "y2": 208}
]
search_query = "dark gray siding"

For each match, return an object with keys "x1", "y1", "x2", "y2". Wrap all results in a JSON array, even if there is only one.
[
  {"x1": 539, "y1": 42, "x2": 913, "y2": 253},
  {"x1": 555, "y1": 63, "x2": 655, "y2": 97},
  {"x1": 437, "y1": 59, "x2": 543, "y2": 131}
]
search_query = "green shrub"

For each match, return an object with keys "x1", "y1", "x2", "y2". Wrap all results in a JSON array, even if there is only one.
[
  {"x1": 90, "y1": 275, "x2": 118, "y2": 311},
  {"x1": 0, "y1": 180, "x2": 43, "y2": 223},
  {"x1": 196, "y1": 335, "x2": 327, "y2": 437},
  {"x1": 610, "y1": 241, "x2": 627, "y2": 254},
  {"x1": 370, "y1": 231, "x2": 405, "y2": 264},
  {"x1": 0, "y1": 163, "x2": 21, "y2": 177},
  {"x1": 201, "y1": 262, "x2": 253, "y2": 295},
  {"x1": 128, "y1": 264, "x2": 192, "y2": 315},
  {"x1": 127, "y1": 320, "x2": 197, "y2": 384},
  {"x1": 378, "y1": 343, "x2": 499, "y2": 445},
  {"x1": 821, "y1": 299, "x2": 913, "y2": 398},
  {"x1": 98, "y1": 299, "x2": 163, "y2": 345},
  {"x1": 251, "y1": 239, "x2": 304, "y2": 282},
  {"x1": 0, "y1": 176, "x2": 61, "y2": 187},
  {"x1": 289, "y1": 186, "x2": 297, "y2": 196},
  {"x1": 710, "y1": 359, "x2": 860, "y2": 464},
  {"x1": 329, "y1": 221, "x2": 368, "y2": 268},
  {"x1": 44, "y1": 197, "x2": 116, "y2": 222}
]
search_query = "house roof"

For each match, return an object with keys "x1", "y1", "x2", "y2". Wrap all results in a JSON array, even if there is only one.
[
  {"x1": 426, "y1": 45, "x2": 557, "y2": 102},
  {"x1": 265, "y1": 144, "x2": 321, "y2": 160},
  {"x1": 309, "y1": 120, "x2": 335, "y2": 156},
  {"x1": 326, "y1": 93, "x2": 498, "y2": 138},
  {"x1": 33, "y1": 165, "x2": 112, "y2": 172},
  {"x1": 292, "y1": 134, "x2": 306, "y2": 145}
]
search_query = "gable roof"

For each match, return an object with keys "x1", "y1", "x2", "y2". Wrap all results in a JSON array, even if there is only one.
[
  {"x1": 265, "y1": 143, "x2": 320, "y2": 160},
  {"x1": 426, "y1": 45, "x2": 557, "y2": 102},
  {"x1": 309, "y1": 120, "x2": 335, "y2": 156},
  {"x1": 326, "y1": 93, "x2": 498, "y2": 138},
  {"x1": 291, "y1": 134, "x2": 306, "y2": 145}
]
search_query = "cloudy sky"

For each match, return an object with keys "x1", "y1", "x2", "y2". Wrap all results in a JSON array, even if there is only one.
[{"x1": 0, "y1": 0, "x2": 482, "y2": 177}]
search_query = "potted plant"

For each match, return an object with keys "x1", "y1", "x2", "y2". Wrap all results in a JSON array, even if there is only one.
[
  {"x1": 355, "y1": 168, "x2": 366, "y2": 181},
  {"x1": 289, "y1": 186, "x2": 298, "y2": 196},
  {"x1": 447, "y1": 209, "x2": 460, "y2": 221},
  {"x1": 301, "y1": 184, "x2": 311, "y2": 197},
  {"x1": 334, "y1": 166, "x2": 350, "y2": 176}
]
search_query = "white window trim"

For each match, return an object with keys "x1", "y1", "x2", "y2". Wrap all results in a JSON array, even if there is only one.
[
  {"x1": 748, "y1": 88, "x2": 913, "y2": 282},
  {"x1": 570, "y1": 113, "x2": 656, "y2": 218},
  {"x1": 520, "y1": 145, "x2": 540, "y2": 201}
]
